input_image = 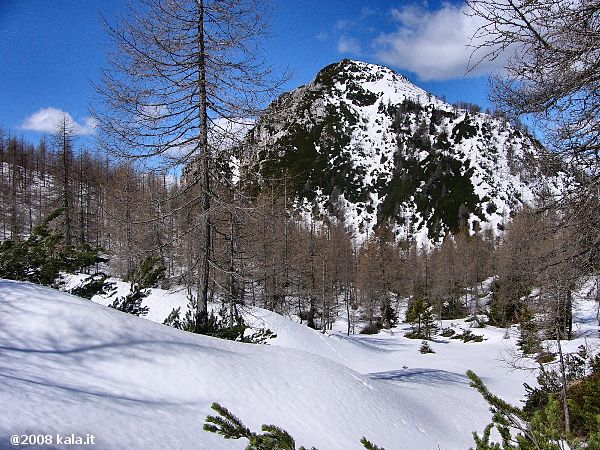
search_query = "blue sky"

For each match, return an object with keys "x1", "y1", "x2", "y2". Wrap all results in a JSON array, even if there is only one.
[{"x1": 0, "y1": 0, "x2": 502, "y2": 144}]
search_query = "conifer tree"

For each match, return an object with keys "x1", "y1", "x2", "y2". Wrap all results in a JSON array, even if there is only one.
[
  {"x1": 203, "y1": 402, "x2": 316, "y2": 450},
  {"x1": 109, "y1": 256, "x2": 164, "y2": 317},
  {"x1": 517, "y1": 306, "x2": 540, "y2": 355},
  {"x1": 360, "y1": 437, "x2": 385, "y2": 450},
  {"x1": 406, "y1": 297, "x2": 438, "y2": 339},
  {"x1": 466, "y1": 368, "x2": 600, "y2": 449},
  {"x1": 0, "y1": 208, "x2": 104, "y2": 286}
]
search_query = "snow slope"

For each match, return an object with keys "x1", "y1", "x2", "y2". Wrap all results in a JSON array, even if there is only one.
[
  {"x1": 0, "y1": 280, "x2": 480, "y2": 449},
  {"x1": 248, "y1": 306, "x2": 535, "y2": 404},
  {"x1": 2, "y1": 280, "x2": 597, "y2": 449}
]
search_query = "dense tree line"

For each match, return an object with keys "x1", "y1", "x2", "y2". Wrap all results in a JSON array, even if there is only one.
[
  {"x1": 3, "y1": 123, "x2": 595, "y2": 346},
  {"x1": 0, "y1": 2, "x2": 595, "y2": 375}
]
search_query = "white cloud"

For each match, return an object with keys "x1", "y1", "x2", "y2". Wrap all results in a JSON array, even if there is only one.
[
  {"x1": 337, "y1": 36, "x2": 362, "y2": 55},
  {"x1": 375, "y1": 4, "x2": 510, "y2": 81},
  {"x1": 209, "y1": 117, "x2": 254, "y2": 151},
  {"x1": 163, "y1": 117, "x2": 255, "y2": 160},
  {"x1": 360, "y1": 7, "x2": 377, "y2": 19},
  {"x1": 316, "y1": 31, "x2": 328, "y2": 42},
  {"x1": 335, "y1": 19, "x2": 353, "y2": 31},
  {"x1": 139, "y1": 104, "x2": 169, "y2": 120},
  {"x1": 21, "y1": 107, "x2": 97, "y2": 135}
]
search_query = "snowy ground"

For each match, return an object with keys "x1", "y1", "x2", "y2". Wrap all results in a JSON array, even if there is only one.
[{"x1": 0, "y1": 279, "x2": 598, "y2": 449}]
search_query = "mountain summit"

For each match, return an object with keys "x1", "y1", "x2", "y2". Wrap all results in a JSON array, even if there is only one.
[{"x1": 244, "y1": 59, "x2": 565, "y2": 243}]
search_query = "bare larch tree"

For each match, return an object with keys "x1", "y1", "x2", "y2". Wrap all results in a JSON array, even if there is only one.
[
  {"x1": 468, "y1": 0, "x2": 600, "y2": 431},
  {"x1": 467, "y1": 0, "x2": 600, "y2": 268},
  {"x1": 94, "y1": 0, "x2": 286, "y2": 332},
  {"x1": 53, "y1": 115, "x2": 75, "y2": 247}
]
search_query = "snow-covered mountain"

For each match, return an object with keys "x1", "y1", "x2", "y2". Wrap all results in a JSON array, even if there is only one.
[{"x1": 244, "y1": 59, "x2": 566, "y2": 243}]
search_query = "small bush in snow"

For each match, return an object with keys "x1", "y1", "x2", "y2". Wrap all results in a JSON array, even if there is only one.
[
  {"x1": 451, "y1": 330, "x2": 484, "y2": 343},
  {"x1": 440, "y1": 328, "x2": 456, "y2": 337},
  {"x1": 360, "y1": 322, "x2": 382, "y2": 335},
  {"x1": 163, "y1": 298, "x2": 276, "y2": 344},
  {"x1": 420, "y1": 340, "x2": 435, "y2": 354}
]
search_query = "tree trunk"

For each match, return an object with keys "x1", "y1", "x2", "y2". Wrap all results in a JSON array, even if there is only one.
[
  {"x1": 345, "y1": 282, "x2": 351, "y2": 336},
  {"x1": 194, "y1": 0, "x2": 211, "y2": 333},
  {"x1": 566, "y1": 285, "x2": 573, "y2": 340},
  {"x1": 555, "y1": 329, "x2": 571, "y2": 434},
  {"x1": 10, "y1": 138, "x2": 19, "y2": 240},
  {"x1": 321, "y1": 258, "x2": 326, "y2": 333},
  {"x1": 79, "y1": 155, "x2": 86, "y2": 244},
  {"x1": 229, "y1": 211, "x2": 236, "y2": 328},
  {"x1": 61, "y1": 118, "x2": 72, "y2": 247}
]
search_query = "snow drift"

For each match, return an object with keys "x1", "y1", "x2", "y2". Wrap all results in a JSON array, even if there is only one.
[{"x1": 0, "y1": 279, "x2": 490, "y2": 449}]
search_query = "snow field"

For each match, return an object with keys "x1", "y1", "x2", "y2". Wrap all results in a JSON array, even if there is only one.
[{"x1": 1, "y1": 279, "x2": 597, "y2": 449}]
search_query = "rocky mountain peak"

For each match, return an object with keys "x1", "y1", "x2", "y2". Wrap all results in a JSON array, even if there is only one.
[{"x1": 243, "y1": 60, "x2": 566, "y2": 244}]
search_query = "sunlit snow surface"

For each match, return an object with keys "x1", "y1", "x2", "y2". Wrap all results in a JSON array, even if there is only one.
[{"x1": 1, "y1": 279, "x2": 598, "y2": 449}]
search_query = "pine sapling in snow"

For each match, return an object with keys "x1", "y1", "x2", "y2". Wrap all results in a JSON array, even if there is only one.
[
  {"x1": 517, "y1": 306, "x2": 541, "y2": 355},
  {"x1": 420, "y1": 340, "x2": 435, "y2": 354},
  {"x1": 405, "y1": 297, "x2": 438, "y2": 340},
  {"x1": 163, "y1": 293, "x2": 198, "y2": 332},
  {"x1": 203, "y1": 402, "x2": 316, "y2": 450},
  {"x1": 163, "y1": 306, "x2": 184, "y2": 330},
  {"x1": 70, "y1": 273, "x2": 116, "y2": 300},
  {"x1": 110, "y1": 287, "x2": 149, "y2": 317},
  {"x1": 163, "y1": 294, "x2": 277, "y2": 343},
  {"x1": 204, "y1": 403, "x2": 388, "y2": 450},
  {"x1": 360, "y1": 437, "x2": 385, "y2": 450},
  {"x1": 110, "y1": 256, "x2": 165, "y2": 317}
]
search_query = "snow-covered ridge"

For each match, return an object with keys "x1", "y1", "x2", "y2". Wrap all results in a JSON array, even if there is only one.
[
  {"x1": 245, "y1": 59, "x2": 569, "y2": 244},
  {"x1": 327, "y1": 59, "x2": 447, "y2": 109}
]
